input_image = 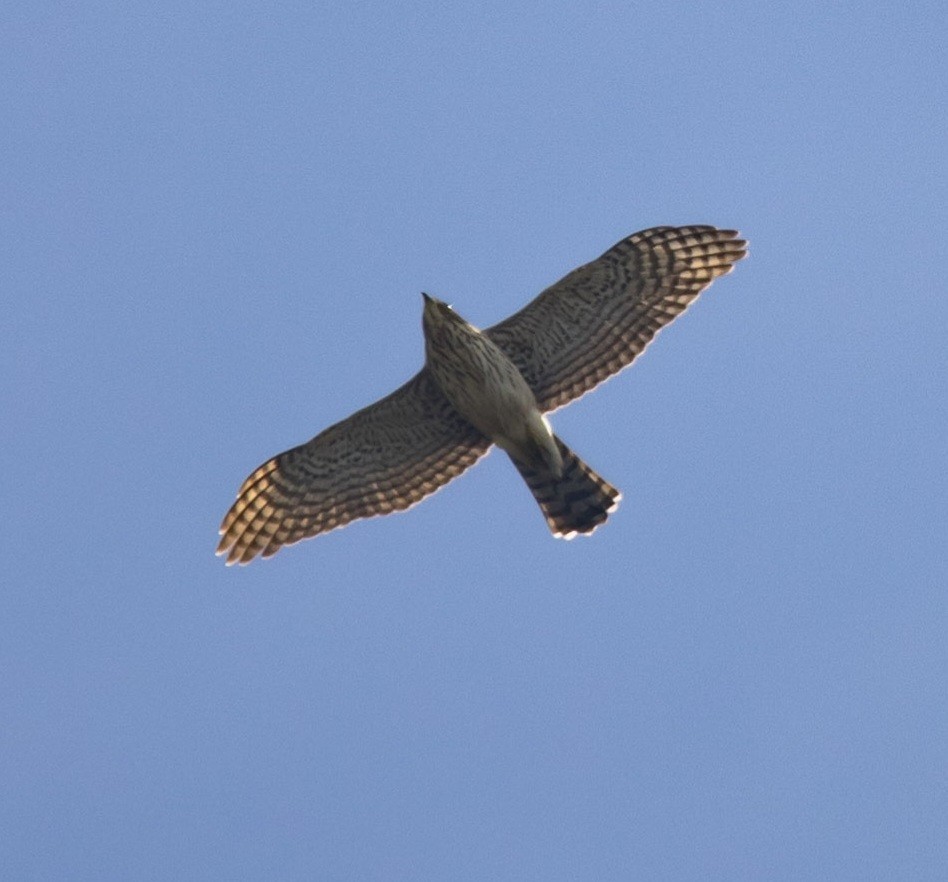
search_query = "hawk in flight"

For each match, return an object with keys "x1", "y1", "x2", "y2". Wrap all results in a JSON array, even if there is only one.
[{"x1": 218, "y1": 225, "x2": 747, "y2": 564}]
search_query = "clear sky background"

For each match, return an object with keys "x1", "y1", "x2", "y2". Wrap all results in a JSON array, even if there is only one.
[{"x1": 3, "y1": 1, "x2": 946, "y2": 879}]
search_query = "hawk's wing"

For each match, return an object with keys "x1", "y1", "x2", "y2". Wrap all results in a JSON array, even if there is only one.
[
  {"x1": 486, "y1": 226, "x2": 748, "y2": 413},
  {"x1": 217, "y1": 369, "x2": 489, "y2": 564}
]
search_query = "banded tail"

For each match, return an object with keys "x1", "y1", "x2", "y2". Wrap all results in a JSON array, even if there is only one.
[{"x1": 512, "y1": 436, "x2": 621, "y2": 539}]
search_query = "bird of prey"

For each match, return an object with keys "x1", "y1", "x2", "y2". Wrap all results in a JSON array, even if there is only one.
[{"x1": 217, "y1": 225, "x2": 747, "y2": 564}]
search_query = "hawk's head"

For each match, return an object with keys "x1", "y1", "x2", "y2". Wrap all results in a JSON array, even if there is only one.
[{"x1": 421, "y1": 292, "x2": 461, "y2": 331}]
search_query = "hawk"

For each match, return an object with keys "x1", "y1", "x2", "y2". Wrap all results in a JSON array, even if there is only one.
[{"x1": 218, "y1": 225, "x2": 747, "y2": 564}]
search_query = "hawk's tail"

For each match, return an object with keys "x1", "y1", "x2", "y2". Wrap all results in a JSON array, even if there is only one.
[{"x1": 513, "y1": 436, "x2": 621, "y2": 539}]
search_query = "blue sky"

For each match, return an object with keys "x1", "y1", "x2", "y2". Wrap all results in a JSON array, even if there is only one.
[{"x1": 3, "y1": 1, "x2": 946, "y2": 879}]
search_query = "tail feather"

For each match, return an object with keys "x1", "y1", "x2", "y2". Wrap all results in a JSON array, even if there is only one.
[{"x1": 513, "y1": 436, "x2": 621, "y2": 538}]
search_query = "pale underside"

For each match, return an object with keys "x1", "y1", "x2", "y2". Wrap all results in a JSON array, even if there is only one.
[{"x1": 218, "y1": 225, "x2": 748, "y2": 563}]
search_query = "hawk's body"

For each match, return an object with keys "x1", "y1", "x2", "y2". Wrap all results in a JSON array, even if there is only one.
[
  {"x1": 218, "y1": 225, "x2": 747, "y2": 564},
  {"x1": 422, "y1": 293, "x2": 558, "y2": 474},
  {"x1": 422, "y1": 293, "x2": 619, "y2": 537}
]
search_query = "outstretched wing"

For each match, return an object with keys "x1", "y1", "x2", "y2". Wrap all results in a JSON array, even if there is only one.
[
  {"x1": 217, "y1": 369, "x2": 489, "y2": 564},
  {"x1": 487, "y1": 226, "x2": 748, "y2": 413}
]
